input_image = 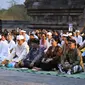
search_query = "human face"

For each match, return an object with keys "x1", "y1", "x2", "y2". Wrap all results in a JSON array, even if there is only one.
[
  {"x1": 41, "y1": 34, "x2": 45, "y2": 39},
  {"x1": 30, "y1": 35, "x2": 34, "y2": 39},
  {"x1": 1, "y1": 36, "x2": 6, "y2": 41},
  {"x1": 47, "y1": 35, "x2": 52, "y2": 39},
  {"x1": 76, "y1": 32, "x2": 80, "y2": 37},
  {"x1": 51, "y1": 40, "x2": 57, "y2": 47},
  {"x1": 22, "y1": 32, "x2": 25, "y2": 36},
  {"x1": 7, "y1": 35, "x2": 12, "y2": 41},
  {"x1": 54, "y1": 32, "x2": 58, "y2": 36},
  {"x1": 63, "y1": 37, "x2": 68, "y2": 44},
  {"x1": 69, "y1": 42, "x2": 76, "y2": 49},
  {"x1": 17, "y1": 39, "x2": 24, "y2": 46}
]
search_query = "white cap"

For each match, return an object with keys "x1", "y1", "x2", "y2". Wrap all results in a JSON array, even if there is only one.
[
  {"x1": 47, "y1": 32, "x2": 52, "y2": 36},
  {"x1": 21, "y1": 30, "x2": 26, "y2": 33},
  {"x1": 62, "y1": 34, "x2": 68, "y2": 37},
  {"x1": 0, "y1": 35, "x2": 1, "y2": 39},
  {"x1": 81, "y1": 33, "x2": 84, "y2": 36},
  {"x1": 68, "y1": 33, "x2": 72, "y2": 36},
  {"x1": 17, "y1": 35, "x2": 24, "y2": 40},
  {"x1": 32, "y1": 31, "x2": 35, "y2": 35},
  {"x1": 75, "y1": 30, "x2": 80, "y2": 33}
]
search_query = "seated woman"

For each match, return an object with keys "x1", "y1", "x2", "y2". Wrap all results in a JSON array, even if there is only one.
[
  {"x1": 61, "y1": 39, "x2": 84, "y2": 74},
  {"x1": 35, "y1": 39, "x2": 62, "y2": 71},
  {"x1": 2, "y1": 35, "x2": 29, "y2": 67},
  {"x1": 39, "y1": 33, "x2": 47, "y2": 50}
]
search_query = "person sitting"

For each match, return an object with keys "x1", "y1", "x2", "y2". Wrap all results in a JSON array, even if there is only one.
[
  {"x1": 60, "y1": 39, "x2": 84, "y2": 74},
  {"x1": 17, "y1": 39, "x2": 44, "y2": 69},
  {"x1": 44, "y1": 32, "x2": 53, "y2": 52},
  {"x1": 7, "y1": 33, "x2": 16, "y2": 53},
  {"x1": 19, "y1": 30, "x2": 30, "y2": 42},
  {"x1": 28, "y1": 33, "x2": 37, "y2": 50},
  {"x1": 2, "y1": 35, "x2": 29, "y2": 67},
  {"x1": 37, "y1": 39, "x2": 62, "y2": 71},
  {"x1": 0, "y1": 33, "x2": 10, "y2": 62},
  {"x1": 39, "y1": 33, "x2": 47, "y2": 50},
  {"x1": 61, "y1": 34, "x2": 70, "y2": 65}
]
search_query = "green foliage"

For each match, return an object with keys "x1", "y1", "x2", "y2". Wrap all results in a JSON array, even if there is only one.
[{"x1": 0, "y1": 4, "x2": 32, "y2": 20}]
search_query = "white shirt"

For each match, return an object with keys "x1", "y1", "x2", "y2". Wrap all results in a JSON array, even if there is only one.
[
  {"x1": 80, "y1": 40, "x2": 85, "y2": 46},
  {"x1": 7, "y1": 42, "x2": 29, "y2": 62},
  {"x1": 8, "y1": 40, "x2": 16, "y2": 52},
  {"x1": 0, "y1": 40, "x2": 10, "y2": 61},
  {"x1": 73, "y1": 35, "x2": 82, "y2": 45},
  {"x1": 39, "y1": 39, "x2": 47, "y2": 48},
  {"x1": 44, "y1": 38, "x2": 52, "y2": 52},
  {"x1": 34, "y1": 34, "x2": 38, "y2": 39},
  {"x1": 25, "y1": 34, "x2": 30, "y2": 42}
]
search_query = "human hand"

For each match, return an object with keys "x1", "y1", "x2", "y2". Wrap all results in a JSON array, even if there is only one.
[
  {"x1": 45, "y1": 58, "x2": 53, "y2": 63},
  {"x1": 30, "y1": 62, "x2": 34, "y2": 67}
]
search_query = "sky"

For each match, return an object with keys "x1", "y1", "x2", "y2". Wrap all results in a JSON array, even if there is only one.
[{"x1": 0, "y1": 0, "x2": 25, "y2": 9}]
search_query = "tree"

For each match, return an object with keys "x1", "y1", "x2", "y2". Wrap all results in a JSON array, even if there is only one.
[
  {"x1": 0, "y1": 5, "x2": 32, "y2": 20},
  {"x1": 7, "y1": 0, "x2": 17, "y2": 7}
]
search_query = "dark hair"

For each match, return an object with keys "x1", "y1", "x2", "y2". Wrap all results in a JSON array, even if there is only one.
[
  {"x1": 69, "y1": 39, "x2": 76, "y2": 46},
  {"x1": 1, "y1": 32, "x2": 7, "y2": 38},
  {"x1": 32, "y1": 39, "x2": 39, "y2": 45},
  {"x1": 30, "y1": 34, "x2": 34, "y2": 36},
  {"x1": 66, "y1": 36, "x2": 71, "y2": 41}
]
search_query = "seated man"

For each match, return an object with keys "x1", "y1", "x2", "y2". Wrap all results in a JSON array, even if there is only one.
[
  {"x1": 28, "y1": 33, "x2": 37, "y2": 50},
  {"x1": 2, "y1": 35, "x2": 29, "y2": 67},
  {"x1": 18, "y1": 39, "x2": 44, "y2": 68},
  {"x1": 60, "y1": 39, "x2": 84, "y2": 74}
]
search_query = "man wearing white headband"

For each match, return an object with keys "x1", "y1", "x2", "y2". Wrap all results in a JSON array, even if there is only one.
[
  {"x1": 44, "y1": 32, "x2": 53, "y2": 52},
  {"x1": 19, "y1": 30, "x2": 30, "y2": 42},
  {"x1": 2, "y1": 35, "x2": 29, "y2": 67}
]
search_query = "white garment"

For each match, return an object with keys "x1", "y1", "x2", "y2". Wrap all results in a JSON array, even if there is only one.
[
  {"x1": 73, "y1": 35, "x2": 82, "y2": 45},
  {"x1": 7, "y1": 42, "x2": 29, "y2": 62},
  {"x1": 34, "y1": 34, "x2": 38, "y2": 39},
  {"x1": 80, "y1": 40, "x2": 85, "y2": 46},
  {"x1": 8, "y1": 40, "x2": 16, "y2": 51},
  {"x1": 25, "y1": 34, "x2": 30, "y2": 42},
  {"x1": 4, "y1": 40, "x2": 8, "y2": 44},
  {"x1": 61, "y1": 41, "x2": 65, "y2": 47},
  {"x1": 44, "y1": 38, "x2": 52, "y2": 52},
  {"x1": 72, "y1": 36, "x2": 77, "y2": 41},
  {"x1": 39, "y1": 39, "x2": 47, "y2": 48},
  {"x1": 0, "y1": 41, "x2": 10, "y2": 61}
]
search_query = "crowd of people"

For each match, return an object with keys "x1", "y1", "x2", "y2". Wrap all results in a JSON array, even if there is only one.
[{"x1": 0, "y1": 28, "x2": 85, "y2": 75}]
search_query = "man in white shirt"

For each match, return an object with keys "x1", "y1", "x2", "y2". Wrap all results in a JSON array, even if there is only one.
[
  {"x1": 2, "y1": 35, "x2": 29, "y2": 67},
  {"x1": 19, "y1": 30, "x2": 30, "y2": 42},
  {"x1": 1, "y1": 33, "x2": 8, "y2": 44},
  {"x1": 74, "y1": 30, "x2": 83, "y2": 45},
  {"x1": 44, "y1": 32, "x2": 53, "y2": 52}
]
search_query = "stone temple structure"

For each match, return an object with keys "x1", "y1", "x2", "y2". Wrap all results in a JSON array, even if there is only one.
[{"x1": 25, "y1": 0, "x2": 85, "y2": 30}]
